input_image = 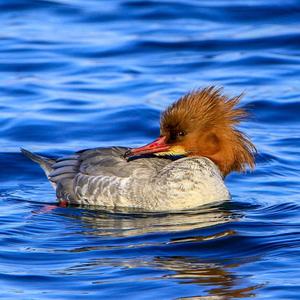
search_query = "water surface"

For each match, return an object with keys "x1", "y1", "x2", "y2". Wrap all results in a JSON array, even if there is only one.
[{"x1": 1, "y1": 0, "x2": 300, "y2": 299}]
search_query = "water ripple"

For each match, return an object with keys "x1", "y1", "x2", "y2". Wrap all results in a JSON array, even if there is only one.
[{"x1": 1, "y1": 0, "x2": 300, "y2": 299}]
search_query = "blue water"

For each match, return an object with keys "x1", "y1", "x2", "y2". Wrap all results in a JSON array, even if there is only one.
[{"x1": 1, "y1": 0, "x2": 300, "y2": 298}]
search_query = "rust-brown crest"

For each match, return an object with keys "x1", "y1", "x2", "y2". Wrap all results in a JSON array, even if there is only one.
[{"x1": 160, "y1": 86, "x2": 257, "y2": 176}]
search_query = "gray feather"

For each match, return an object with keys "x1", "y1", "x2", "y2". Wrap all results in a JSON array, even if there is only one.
[
  {"x1": 21, "y1": 148, "x2": 55, "y2": 176},
  {"x1": 21, "y1": 146, "x2": 230, "y2": 210}
]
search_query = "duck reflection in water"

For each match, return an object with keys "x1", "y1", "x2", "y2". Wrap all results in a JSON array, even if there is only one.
[
  {"x1": 65, "y1": 202, "x2": 235, "y2": 237},
  {"x1": 154, "y1": 256, "x2": 261, "y2": 299},
  {"x1": 55, "y1": 204, "x2": 262, "y2": 298},
  {"x1": 59, "y1": 251, "x2": 260, "y2": 299}
]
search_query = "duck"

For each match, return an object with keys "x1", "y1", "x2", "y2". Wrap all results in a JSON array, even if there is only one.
[{"x1": 21, "y1": 86, "x2": 256, "y2": 211}]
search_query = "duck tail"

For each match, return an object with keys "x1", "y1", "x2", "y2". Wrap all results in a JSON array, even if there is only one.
[{"x1": 20, "y1": 148, "x2": 55, "y2": 177}]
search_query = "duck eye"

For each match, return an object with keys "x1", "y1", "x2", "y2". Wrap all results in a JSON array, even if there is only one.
[{"x1": 177, "y1": 131, "x2": 185, "y2": 137}]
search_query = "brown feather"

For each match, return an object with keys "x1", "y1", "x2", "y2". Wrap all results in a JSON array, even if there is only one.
[{"x1": 160, "y1": 86, "x2": 256, "y2": 176}]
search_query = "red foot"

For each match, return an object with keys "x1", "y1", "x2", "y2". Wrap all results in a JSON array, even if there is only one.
[{"x1": 58, "y1": 199, "x2": 68, "y2": 207}]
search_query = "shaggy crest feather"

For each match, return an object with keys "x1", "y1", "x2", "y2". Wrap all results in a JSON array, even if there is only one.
[{"x1": 160, "y1": 86, "x2": 256, "y2": 176}]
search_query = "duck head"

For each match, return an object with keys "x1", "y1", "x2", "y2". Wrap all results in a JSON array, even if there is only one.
[{"x1": 125, "y1": 86, "x2": 256, "y2": 177}]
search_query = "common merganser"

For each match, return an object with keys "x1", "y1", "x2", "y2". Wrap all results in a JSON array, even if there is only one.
[{"x1": 21, "y1": 87, "x2": 256, "y2": 211}]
